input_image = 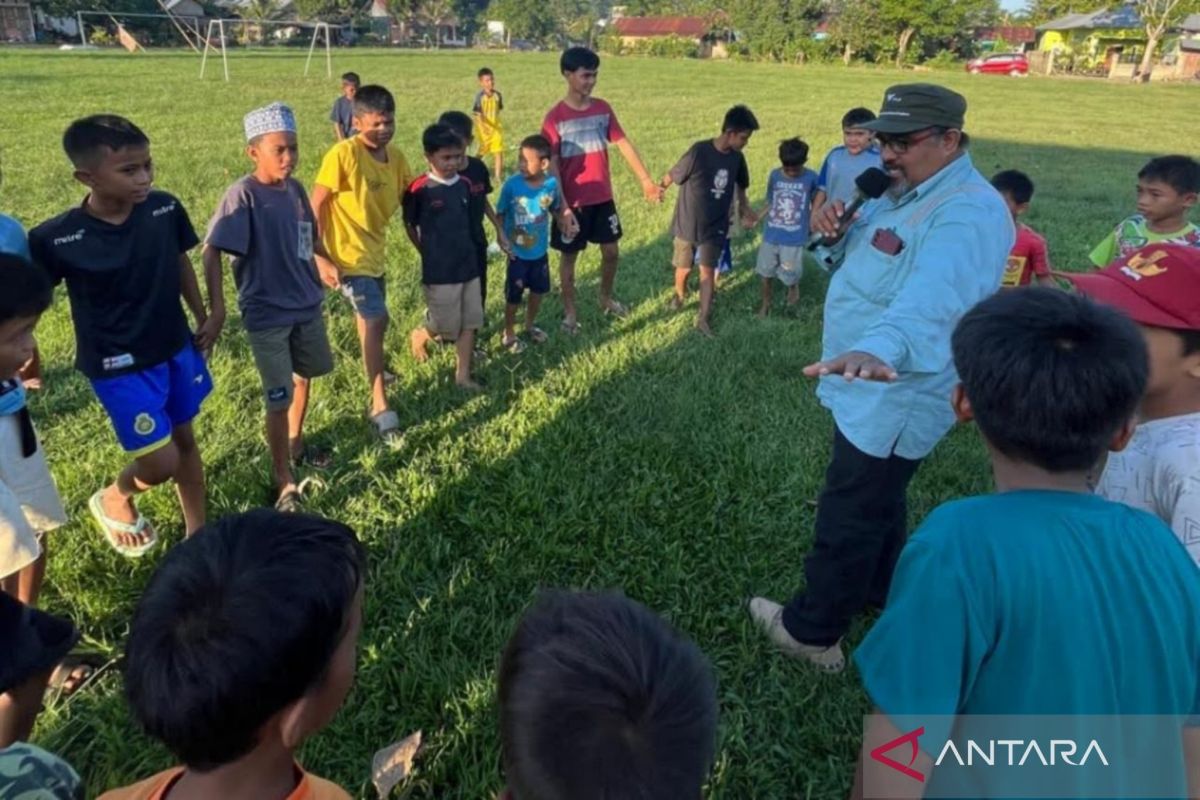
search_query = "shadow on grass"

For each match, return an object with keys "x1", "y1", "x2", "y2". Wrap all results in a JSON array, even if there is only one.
[{"x1": 30, "y1": 135, "x2": 1170, "y2": 798}]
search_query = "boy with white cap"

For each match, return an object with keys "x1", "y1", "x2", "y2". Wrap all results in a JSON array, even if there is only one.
[{"x1": 202, "y1": 102, "x2": 335, "y2": 512}]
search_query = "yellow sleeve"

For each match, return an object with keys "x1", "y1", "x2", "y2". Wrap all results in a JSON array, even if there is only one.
[
  {"x1": 1089, "y1": 230, "x2": 1117, "y2": 267},
  {"x1": 395, "y1": 151, "x2": 413, "y2": 199},
  {"x1": 314, "y1": 143, "x2": 346, "y2": 192}
]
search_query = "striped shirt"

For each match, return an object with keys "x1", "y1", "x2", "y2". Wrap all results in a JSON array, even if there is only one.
[{"x1": 541, "y1": 98, "x2": 627, "y2": 208}]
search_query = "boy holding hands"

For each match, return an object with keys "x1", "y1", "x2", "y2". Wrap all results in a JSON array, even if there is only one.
[
  {"x1": 404, "y1": 125, "x2": 484, "y2": 389},
  {"x1": 542, "y1": 47, "x2": 660, "y2": 334},
  {"x1": 662, "y1": 105, "x2": 758, "y2": 336},
  {"x1": 756, "y1": 137, "x2": 818, "y2": 314},
  {"x1": 30, "y1": 115, "x2": 212, "y2": 557},
  {"x1": 311, "y1": 85, "x2": 412, "y2": 443},
  {"x1": 203, "y1": 103, "x2": 334, "y2": 512}
]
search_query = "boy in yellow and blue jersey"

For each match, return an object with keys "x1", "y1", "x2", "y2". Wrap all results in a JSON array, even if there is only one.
[{"x1": 473, "y1": 67, "x2": 504, "y2": 185}]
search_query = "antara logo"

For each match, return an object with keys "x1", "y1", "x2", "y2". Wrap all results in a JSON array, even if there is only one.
[
  {"x1": 1120, "y1": 249, "x2": 1170, "y2": 280},
  {"x1": 871, "y1": 727, "x2": 1109, "y2": 782},
  {"x1": 152, "y1": 201, "x2": 176, "y2": 217},
  {"x1": 53, "y1": 228, "x2": 85, "y2": 246}
]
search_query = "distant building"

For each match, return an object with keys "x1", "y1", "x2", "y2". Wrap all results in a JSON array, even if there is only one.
[
  {"x1": 611, "y1": 15, "x2": 728, "y2": 58},
  {"x1": 0, "y1": 0, "x2": 34, "y2": 42},
  {"x1": 1037, "y1": 6, "x2": 1146, "y2": 71},
  {"x1": 975, "y1": 25, "x2": 1037, "y2": 52}
]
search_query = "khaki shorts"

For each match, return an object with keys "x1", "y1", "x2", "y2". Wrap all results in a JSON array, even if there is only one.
[
  {"x1": 0, "y1": 416, "x2": 66, "y2": 580},
  {"x1": 424, "y1": 278, "x2": 483, "y2": 340},
  {"x1": 756, "y1": 242, "x2": 805, "y2": 287},
  {"x1": 671, "y1": 238, "x2": 723, "y2": 271},
  {"x1": 247, "y1": 316, "x2": 335, "y2": 411}
]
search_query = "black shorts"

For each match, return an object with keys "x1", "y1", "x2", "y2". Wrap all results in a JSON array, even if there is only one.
[{"x1": 550, "y1": 200, "x2": 623, "y2": 254}]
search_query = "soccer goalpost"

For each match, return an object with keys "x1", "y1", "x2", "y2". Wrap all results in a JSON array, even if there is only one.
[{"x1": 199, "y1": 18, "x2": 337, "y2": 82}]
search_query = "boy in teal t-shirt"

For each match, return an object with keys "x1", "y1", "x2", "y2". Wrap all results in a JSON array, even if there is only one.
[
  {"x1": 852, "y1": 288, "x2": 1200, "y2": 798},
  {"x1": 1090, "y1": 154, "x2": 1199, "y2": 266}
]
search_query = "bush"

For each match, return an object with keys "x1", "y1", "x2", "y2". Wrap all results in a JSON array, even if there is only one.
[{"x1": 924, "y1": 49, "x2": 962, "y2": 70}]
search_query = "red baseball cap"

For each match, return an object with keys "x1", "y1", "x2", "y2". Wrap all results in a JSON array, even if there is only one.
[{"x1": 1065, "y1": 244, "x2": 1200, "y2": 330}]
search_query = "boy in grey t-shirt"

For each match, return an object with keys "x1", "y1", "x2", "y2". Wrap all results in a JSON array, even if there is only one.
[{"x1": 201, "y1": 103, "x2": 335, "y2": 512}]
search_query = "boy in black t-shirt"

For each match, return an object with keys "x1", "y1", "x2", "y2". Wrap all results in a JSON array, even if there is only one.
[
  {"x1": 436, "y1": 110, "x2": 510, "y2": 311},
  {"x1": 29, "y1": 115, "x2": 214, "y2": 558},
  {"x1": 661, "y1": 105, "x2": 758, "y2": 337},
  {"x1": 403, "y1": 125, "x2": 484, "y2": 390}
]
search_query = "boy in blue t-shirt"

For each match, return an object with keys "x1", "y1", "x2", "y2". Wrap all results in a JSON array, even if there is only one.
[
  {"x1": 811, "y1": 107, "x2": 882, "y2": 216},
  {"x1": 755, "y1": 137, "x2": 817, "y2": 315},
  {"x1": 851, "y1": 288, "x2": 1200, "y2": 797},
  {"x1": 496, "y1": 135, "x2": 562, "y2": 353}
]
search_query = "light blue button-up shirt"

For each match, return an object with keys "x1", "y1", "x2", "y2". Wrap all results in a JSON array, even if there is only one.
[{"x1": 816, "y1": 153, "x2": 1014, "y2": 460}]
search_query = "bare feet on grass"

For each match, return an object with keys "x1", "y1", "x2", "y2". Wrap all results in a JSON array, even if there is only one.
[
  {"x1": 696, "y1": 319, "x2": 714, "y2": 338},
  {"x1": 409, "y1": 329, "x2": 433, "y2": 363}
]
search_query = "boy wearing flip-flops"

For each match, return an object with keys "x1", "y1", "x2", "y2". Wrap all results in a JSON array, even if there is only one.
[
  {"x1": 202, "y1": 103, "x2": 335, "y2": 513},
  {"x1": 496, "y1": 134, "x2": 562, "y2": 353},
  {"x1": 29, "y1": 115, "x2": 212, "y2": 558}
]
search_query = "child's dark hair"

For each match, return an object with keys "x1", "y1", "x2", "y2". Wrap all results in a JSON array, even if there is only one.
[
  {"x1": 561, "y1": 46, "x2": 600, "y2": 74},
  {"x1": 423, "y1": 123, "x2": 463, "y2": 155},
  {"x1": 842, "y1": 107, "x2": 876, "y2": 129},
  {"x1": 1182, "y1": 329, "x2": 1200, "y2": 356},
  {"x1": 779, "y1": 137, "x2": 809, "y2": 167},
  {"x1": 62, "y1": 114, "x2": 149, "y2": 168},
  {"x1": 0, "y1": 253, "x2": 52, "y2": 325},
  {"x1": 499, "y1": 590, "x2": 718, "y2": 800},
  {"x1": 722, "y1": 104, "x2": 759, "y2": 134},
  {"x1": 341, "y1": 71, "x2": 360, "y2": 86},
  {"x1": 478, "y1": 66, "x2": 494, "y2": 78},
  {"x1": 520, "y1": 134, "x2": 552, "y2": 161},
  {"x1": 1138, "y1": 155, "x2": 1200, "y2": 195},
  {"x1": 353, "y1": 84, "x2": 395, "y2": 116},
  {"x1": 123, "y1": 509, "x2": 365, "y2": 771},
  {"x1": 438, "y1": 110, "x2": 474, "y2": 143},
  {"x1": 952, "y1": 288, "x2": 1147, "y2": 473},
  {"x1": 991, "y1": 169, "x2": 1034, "y2": 205}
]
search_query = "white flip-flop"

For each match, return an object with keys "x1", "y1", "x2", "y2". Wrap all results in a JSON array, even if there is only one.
[{"x1": 88, "y1": 490, "x2": 157, "y2": 558}]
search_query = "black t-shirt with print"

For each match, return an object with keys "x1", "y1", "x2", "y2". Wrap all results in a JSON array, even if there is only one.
[
  {"x1": 402, "y1": 175, "x2": 480, "y2": 285},
  {"x1": 459, "y1": 156, "x2": 493, "y2": 247},
  {"x1": 668, "y1": 140, "x2": 749, "y2": 246},
  {"x1": 28, "y1": 190, "x2": 199, "y2": 379}
]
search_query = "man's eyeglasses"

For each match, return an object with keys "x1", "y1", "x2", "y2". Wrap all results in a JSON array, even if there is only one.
[{"x1": 875, "y1": 128, "x2": 942, "y2": 154}]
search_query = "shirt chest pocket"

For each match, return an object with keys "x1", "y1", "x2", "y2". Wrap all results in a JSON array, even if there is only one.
[{"x1": 842, "y1": 222, "x2": 922, "y2": 305}]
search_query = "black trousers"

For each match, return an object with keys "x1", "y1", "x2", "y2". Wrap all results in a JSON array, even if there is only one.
[{"x1": 782, "y1": 426, "x2": 922, "y2": 647}]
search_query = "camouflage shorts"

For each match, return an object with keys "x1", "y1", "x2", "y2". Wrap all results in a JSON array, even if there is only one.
[{"x1": 0, "y1": 743, "x2": 82, "y2": 799}]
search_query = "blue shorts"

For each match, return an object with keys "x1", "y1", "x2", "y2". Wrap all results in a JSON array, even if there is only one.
[
  {"x1": 90, "y1": 343, "x2": 213, "y2": 456},
  {"x1": 696, "y1": 238, "x2": 733, "y2": 274},
  {"x1": 340, "y1": 275, "x2": 388, "y2": 320},
  {"x1": 505, "y1": 256, "x2": 550, "y2": 305}
]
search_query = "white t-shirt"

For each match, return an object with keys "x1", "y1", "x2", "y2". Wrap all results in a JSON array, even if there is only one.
[{"x1": 1097, "y1": 411, "x2": 1200, "y2": 566}]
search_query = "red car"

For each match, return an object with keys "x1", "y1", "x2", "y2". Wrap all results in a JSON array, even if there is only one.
[{"x1": 966, "y1": 52, "x2": 1029, "y2": 76}]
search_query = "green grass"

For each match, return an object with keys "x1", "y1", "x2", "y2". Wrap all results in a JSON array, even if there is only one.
[{"x1": 0, "y1": 47, "x2": 1196, "y2": 798}]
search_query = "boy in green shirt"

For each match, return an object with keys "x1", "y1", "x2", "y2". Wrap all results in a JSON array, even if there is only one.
[{"x1": 1090, "y1": 155, "x2": 1199, "y2": 266}]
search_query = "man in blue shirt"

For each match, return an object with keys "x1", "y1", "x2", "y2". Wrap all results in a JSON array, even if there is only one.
[
  {"x1": 750, "y1": 84, "x2": 1014, "y2": 672},
  {"x1": 853, "y1": 289, "x2": 1200, "y2": 798}
]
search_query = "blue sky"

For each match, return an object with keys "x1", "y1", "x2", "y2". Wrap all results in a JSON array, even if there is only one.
[{"x1": 1000, "y1": 0, "x2": 1026, "y2": 11}]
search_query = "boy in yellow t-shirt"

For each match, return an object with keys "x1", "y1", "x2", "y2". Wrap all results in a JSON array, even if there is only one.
[
  {"x1": 311, "y1": 85, "x2": 411, "y2": 443},
  {"x1": 473, "y1": 67, "x2": 504, "y2": 185}
]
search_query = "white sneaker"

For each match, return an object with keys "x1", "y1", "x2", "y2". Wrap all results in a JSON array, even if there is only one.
[{"x1": 748, "y1": 597, "x2": 845, "y2": 673}]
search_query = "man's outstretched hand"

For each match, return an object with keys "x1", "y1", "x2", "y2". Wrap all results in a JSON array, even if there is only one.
[{"x1": 803, "y1": 351, "x2": 898, "y2": 383}]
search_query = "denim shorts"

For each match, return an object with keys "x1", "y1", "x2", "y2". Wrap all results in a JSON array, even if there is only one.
[{"x1": 340, "y1": 275, "x2": 388, "y2": 320}]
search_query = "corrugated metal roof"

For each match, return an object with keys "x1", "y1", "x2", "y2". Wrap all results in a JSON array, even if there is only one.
[{"x1": 612, "y1": 16, "x2": 708, "y2": 37}]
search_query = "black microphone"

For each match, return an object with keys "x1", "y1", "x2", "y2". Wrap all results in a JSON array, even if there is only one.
[{"x1": 806, "y1": 167, "x2": 893, "y2": 251}]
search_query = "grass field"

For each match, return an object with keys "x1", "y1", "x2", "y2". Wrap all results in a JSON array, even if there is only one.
[{"x1": 0, "y1": 46, "x2": 1196, "y2": 798}]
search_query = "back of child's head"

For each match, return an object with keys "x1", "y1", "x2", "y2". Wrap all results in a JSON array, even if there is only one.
[
  {"x1": 341, "y1": 71, "x2": 360, "y2": 86},
  {"x1": 779, "y1": 137, "x2": 809, "y2": 167},
  {"x1": 353, "y1": 84, "x2": 395, "y2": 117},
  {"x1": 991, "y1": 169, "x2": 1034, "y2": 205},
  {"x1": 123, "y1": 509, "x2": 365, "y2": 771},
  {"x1": 722, "y1": 104, "x2": 759, "y2": 134},
  {"x1": 0, "y1": 253, "x2": 52, "y2": 327},
  {"x1": 478, "y1": 66, "x2": 494, "y2": 79},
  {"x1": 499, "y1": 590, "x2": 718, "y2": 800},
  {"x1": 952, "y1": 288, "x2": 1148, "y2": 473},
  {"x1": 520, "y1": 134, "x2": 552, "y2": 161},
  {"x1": 422, "y1": 123, "x2": 462, "y2": 155},
  {"x1": 62, "y1": 114, "x2": 148, "y2": 168},
  {"x1": 437, "y1": 110, "x2": 473, "y2": 143},
  {"x1": 841, "y1": 107, "x2": 876, "y2": 129},
  {"x1": 560, "y1": 46, "x2": 599, "y2": 73},
  {"x1": 1138, "y1": 155, "x2": 1200, "y2": 195}
]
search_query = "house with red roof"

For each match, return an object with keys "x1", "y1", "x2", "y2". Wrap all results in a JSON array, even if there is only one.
[{"x1": 611, "y1": 14, "x2": 729, "y2": 58}]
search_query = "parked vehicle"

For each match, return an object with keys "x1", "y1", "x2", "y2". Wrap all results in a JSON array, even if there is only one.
[{"x1": 966, "y1": 52, "x2": 1030, "y2": 76}]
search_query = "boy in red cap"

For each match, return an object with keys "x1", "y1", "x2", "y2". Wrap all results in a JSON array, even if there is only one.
[{"x1": 1069, "y1": 244, "x2": 1200, "y2": 565}]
